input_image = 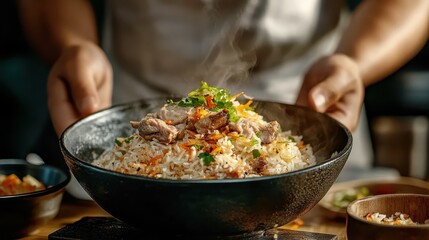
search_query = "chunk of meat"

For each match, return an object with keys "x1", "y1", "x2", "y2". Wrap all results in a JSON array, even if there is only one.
[
  {"x1": 229, "y1": 118, "x2": 259, "y2": 136},
  {"x1": 194, "y1": 110, "x2": 229, "y2": 134},
  {"x1": 229, "y1": 119, "x2": 280, "y2": 144},
  {"x1": 251, "y1": 158, "x2": 267, "y2": 174},
  {"x1": 156, "y1": 105, "x2": 193, "y2": 125},
  {"x1": 175, "y1": 123, "x2": 187, "y2": 140},
  {"x1": 130, "y1": 116, "x2": 178, "y2": 144},
  {"x1": 260, "y1": 121, "x2": 280, "y2": 144}
]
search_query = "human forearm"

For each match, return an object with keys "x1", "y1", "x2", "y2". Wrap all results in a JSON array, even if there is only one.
[
  {"x1": 18, "y1": 0, "x2": 98, "y2": 64},
  {"x1": 336, "y1": 0, "x2": 429, "y2": 86}
]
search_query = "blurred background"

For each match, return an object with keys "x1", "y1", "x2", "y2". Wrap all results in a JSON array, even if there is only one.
[{"x1": 1, "y1": 1, "x2": 428, "y2": 180}]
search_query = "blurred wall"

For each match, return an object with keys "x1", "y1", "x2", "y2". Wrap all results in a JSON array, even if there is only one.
[
  {"x1": 0, "y1": 1, "x2": 52, "y2": 160},
  {"x1": 365, "y1": 43, "x2": 429, "y2": 180}
]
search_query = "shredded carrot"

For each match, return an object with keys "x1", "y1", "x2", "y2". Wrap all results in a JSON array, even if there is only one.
[
  {"x1": 229, "y1": 92, "x2": 244, "y2": 100},
  {"x1": 211, "y1": 147, "x2": 222, "y2": 155},
  {"x1": 116, "y1": 167, "x2": 128, "y2": 174},
  {"x1": 237, "y1": 137, "x2": 249, "y2": 142},
  {"x1": 186, "y1": 129, "x2": 197, "y2": 136},
  {"x1": 164, "y1": 120, "x2": 173, "y2": 125},
  {"x1": 149, "y1": 168, "x2": 159, "y2": 177},
  {"x1": 243, "y1": 100, "x2": 253, "y2": 108},
  {"x1": 193, "y1": 107, "x2": 207, "y2": 120},
  {"x1": 235, "y1": 100, "x2": 253, "y2": 117},
  {"x1": 179, "y1": 141, "x2": 201, "y2": 158},
  {"x1": 209, "y1": 133, "x2": 224, "y2": 140},
  {"x1": 205, "y1": 95, "x2": 216, "y2": 109},
  {"x1": 148, "y1": 154, "x2": 163, "y2": 166},
  {"x1": 227, "y1": 132, "x2": 240, "y2": 139},
  {"x1": 179, "y1": 139, "x2": 200, "y2": 147},
  {"x1": 298, "y1": 141, "x2": 305, "y2": 149}
]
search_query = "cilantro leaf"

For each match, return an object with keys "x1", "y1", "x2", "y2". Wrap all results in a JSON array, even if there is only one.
[
  {"x1": 250, "y1": 139, "x2": 259, "y2": 146},
  {"x1": 115, "y1": 138, "x2": 123, "y2": 147},
  {"x1": 198, "y1": 152, "x2": 215, "y2": 166},
  {"x1": 252, "y1": 149, "x2": 261, "y2": 158}
]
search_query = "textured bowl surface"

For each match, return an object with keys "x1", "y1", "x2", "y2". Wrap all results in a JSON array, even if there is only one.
[
  {"x1": 0, "y1": 159, "x2": 70, "y2": 239},
  {"x1": 347, "y1": 193, "x2": 429, "y2": 240},
  {"x1": 60, "y1": 99, "x2": 352, "y2": 237}
]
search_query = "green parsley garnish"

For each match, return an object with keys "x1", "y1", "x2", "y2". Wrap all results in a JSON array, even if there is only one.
[
  {"x1": 198, "y1": 152, "x2": 215, "y2": 166},
  {"x1": 193, "y1": 144, "x2": 204, "y2": 150},
  {"x1": 169, "y1": 81, "x2": 240, "y2": 122},
  {"x1": 288, "y1": 136, "x2": 295, "y2": 142},
  {"x1": 115, "y1": 136, "x2": 134, "y2": 146},
  {"x1": 252, "y1": 149, "x2": 261, "y2": 158},
  {"x1": 125, "y1": 136, "x2": 134, "y2": 144},
  {"x1": 115, "y1": 138, "x2": 122, "y2": 147},
  {"x1": 250, "y1": 139, "x2": 259, "y2": 146}
]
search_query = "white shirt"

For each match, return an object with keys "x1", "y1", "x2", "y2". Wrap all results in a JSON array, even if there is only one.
[
  {"x1": 106, "y1": 0, "x2": 344, "y2": 103},
  {"x1": 103, "y1": 0, "x2": 373, "y2": 174}
]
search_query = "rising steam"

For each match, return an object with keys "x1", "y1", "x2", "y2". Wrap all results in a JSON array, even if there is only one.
[{"x1": 191, "y1": 1, "x2": 257, "y2": 93}]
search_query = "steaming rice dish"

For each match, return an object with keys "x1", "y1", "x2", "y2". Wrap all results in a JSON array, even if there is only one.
[{"x1": 93, "y1": 82, "x2": 316, "y2": 179}]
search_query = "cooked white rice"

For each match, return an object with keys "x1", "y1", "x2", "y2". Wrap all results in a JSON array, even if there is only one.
[
  {"x1": 93, "y1": 108, "x2": 316, "y2": 180},
  {"x1": 365, "y1": 212, "x2": 429, "y2": 225}
]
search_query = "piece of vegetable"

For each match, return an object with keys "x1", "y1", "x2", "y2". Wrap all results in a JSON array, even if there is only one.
[
  {"x1": 252, "y1": 149, "x2": 261, "y2": 158},
  {"x1": 199, "y1": 152, "x2": 215, "y2": 166},
  {"x1": 332, "y1": 187, "x2": 370, "y2": 209},
  {"x1": 170, "y1": 81, "x2": 241, "y2": 122}
]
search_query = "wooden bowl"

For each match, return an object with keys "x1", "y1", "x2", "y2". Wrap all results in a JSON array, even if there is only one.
[
  {"x1": 346, "y1": 193, "x2": 429, "y2": 240},
  {"x1": 318, "y1": 177, "x2": 429, "y2": 219}
]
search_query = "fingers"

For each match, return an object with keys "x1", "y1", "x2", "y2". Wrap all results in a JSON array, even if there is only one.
[
  {"x1": 296, "y1": 54, "x2": 364, "y2": 131},
  {"x1": 47, "y1": 75, "x2": 81, "y2": 136},
  {"x1": 58, "y1": 45, "x2": 101, "y2": 115},
  {"x1": 307, "y1": 71, "x2": 355, "y2": 113},
  {"x1": 47, "y1": 44, "x2": 113, "y2": 136},
  {"x1": 325, "y1": 93, "x2": 362, "y2": 131}
]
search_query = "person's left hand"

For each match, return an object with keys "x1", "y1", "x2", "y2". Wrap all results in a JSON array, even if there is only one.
[{"x1": 295, "y1": 54, "x2": 364, "y2": 132}]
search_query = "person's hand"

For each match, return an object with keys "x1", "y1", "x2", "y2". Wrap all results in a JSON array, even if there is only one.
[
  {"x1": 295, "y1": 54, "x2": 364, "y2": 131},
  {"x1": 47, "y1": 42, "x2": 113, "y2": 136}
]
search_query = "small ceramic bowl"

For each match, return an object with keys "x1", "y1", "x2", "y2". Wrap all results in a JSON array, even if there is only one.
[
  {"x1": 346, "y1": 193, "x2": 429, "y2": 240},
  {"x1": 0, "y1": 159, "x2": 70, "y2": 239}
]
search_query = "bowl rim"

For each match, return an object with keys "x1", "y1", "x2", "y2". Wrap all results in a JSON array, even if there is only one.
[
  {"x1": 0, "y1": 159, "x2": 71, "y2": 199},
  {"x1": 60, "y1": 99, "x2": 353, "y2": 184},
  {"x1": 347, "y1": 193, "x2": 429, "y2": 228}
]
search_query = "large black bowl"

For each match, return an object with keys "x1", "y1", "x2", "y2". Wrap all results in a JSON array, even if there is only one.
[
  {"x1": 0, "y1": 159, "x2": 70, "y2": 239},
  {"x1": 60, "y1": 99, "x2": 352, "y2": 237}
]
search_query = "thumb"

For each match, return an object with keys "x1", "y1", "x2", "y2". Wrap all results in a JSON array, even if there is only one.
[
  {"x1": 308, "y1": 78, "x2": 340, "y2": 113},
  {"x1": 75, "y1": 94, "x2": 99, "y2": 116}
]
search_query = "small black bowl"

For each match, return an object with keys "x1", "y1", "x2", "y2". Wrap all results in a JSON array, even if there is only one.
[
  {"x1": 60, "y1": 99, "x2": 352, "y2": 237},
  {"x1": 0, "y1": 159, "x2": 70, "y2": 239}
]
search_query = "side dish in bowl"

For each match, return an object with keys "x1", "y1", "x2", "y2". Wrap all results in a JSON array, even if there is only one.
[
  {"x1": 318, "y1": 177, "x2": 429, "y2": 218},
  {"x1": 0, "y1": 173, "x2": 46, "y2": 196},
  {"x1": 347, "y1": 193, "x2": 429, "y2": 240},
  {"x1": 60, "y1": 82, "x2": 352, "y2": 237},
  {"x1": 0, "y1": 159, "x2": 70, "y2": 239}
]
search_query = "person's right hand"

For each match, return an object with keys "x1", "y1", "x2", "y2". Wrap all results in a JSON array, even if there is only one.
[{"x1": 47, "y1": 42, "x2": 113, "y2": 136}]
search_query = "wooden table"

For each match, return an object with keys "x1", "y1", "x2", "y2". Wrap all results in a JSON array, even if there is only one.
[{"x1": 21, "y1": 194, "x2": 347, "y2": 239}]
